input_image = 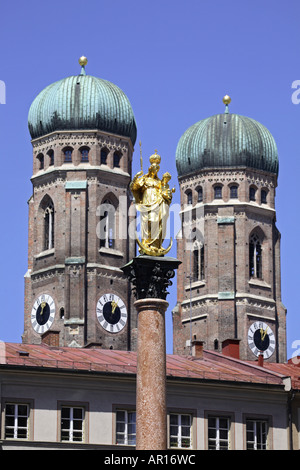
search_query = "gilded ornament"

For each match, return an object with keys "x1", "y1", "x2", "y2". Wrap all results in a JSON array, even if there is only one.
[
  {"x1": 223, "y1": 94, "x2": 231, "y2": 105},
  {"x1": 130, "y1": 150, "x2": 175, "y2": 256},
  {"x1": 79, "y1": 56, "x2": 88, "y2": 67}
]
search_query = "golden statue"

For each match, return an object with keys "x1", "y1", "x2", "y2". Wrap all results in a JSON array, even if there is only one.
[{"x1": 130, "y1": 149, "x2": 175, "y2": 256}]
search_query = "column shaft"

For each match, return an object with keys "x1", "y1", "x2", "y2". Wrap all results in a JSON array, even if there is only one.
[{"x1": 135, "y1": 298, "x2": 169, "y2": 450}]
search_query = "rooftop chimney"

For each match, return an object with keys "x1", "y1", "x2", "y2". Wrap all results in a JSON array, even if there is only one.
[
  {"x1": 222, "y1": 339, "x2": 240, "y2": 359},
  {"x1": 258, "y1": 352, "x2": 264, "y2": 367},
  {"x1": 191, "y1": 340, "x2": 204, "y2": 359}
]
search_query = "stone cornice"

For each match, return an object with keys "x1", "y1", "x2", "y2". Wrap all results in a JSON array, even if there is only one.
[{"x1": 31, "y1": 129, "x2": 133, "y2": 153}]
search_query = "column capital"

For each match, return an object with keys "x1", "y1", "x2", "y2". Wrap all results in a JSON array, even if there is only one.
[{"x1": 122, "y1": 255, "x2": 181, "y2": 301}]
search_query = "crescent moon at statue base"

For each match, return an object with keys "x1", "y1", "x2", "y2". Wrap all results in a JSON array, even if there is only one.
[{"x1": 136, "y1": 237, "x2": 173, "y2": 257}]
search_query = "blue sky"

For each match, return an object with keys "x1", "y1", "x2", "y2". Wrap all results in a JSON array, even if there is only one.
[{"x1": 0, "y1": 0, "x2": 299, "y2": 358}]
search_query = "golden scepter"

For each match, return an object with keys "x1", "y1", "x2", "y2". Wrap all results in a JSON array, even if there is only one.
[{"x1": 139, "y1": 140, "x2": 143, "y2": 172}]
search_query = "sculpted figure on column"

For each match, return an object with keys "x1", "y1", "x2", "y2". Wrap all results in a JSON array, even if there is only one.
[{"x1": 130, "y1": 150, "x2": 175, "y2": 256}]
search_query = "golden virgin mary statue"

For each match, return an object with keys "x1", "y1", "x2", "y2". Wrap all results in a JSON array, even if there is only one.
[{"x1": 130, "y1": 150, "x2": 175, "y2": 256}]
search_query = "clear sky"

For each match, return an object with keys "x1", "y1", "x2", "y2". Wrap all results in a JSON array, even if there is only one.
[{"x1": 0, "y1": 0, "x2": 299, "y2": 358}]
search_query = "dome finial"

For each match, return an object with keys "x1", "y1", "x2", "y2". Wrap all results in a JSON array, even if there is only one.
[
  {"x1": 79, "y1": 56, "x2": 88, "y2": 75},
  {"x1": 223, "y1": 95, "x2": 231, "y2": 114}
]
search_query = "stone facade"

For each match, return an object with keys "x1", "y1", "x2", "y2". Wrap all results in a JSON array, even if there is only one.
[
  {"x1": 173, "y1": 168, "x2": 287, "y2": 362},
  {"x1": 23, "y1": 129, "x2": 137, "y2": 350}
]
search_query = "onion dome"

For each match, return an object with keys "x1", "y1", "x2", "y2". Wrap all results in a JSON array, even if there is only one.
[
  {"x1": 176, "y1": 96, "x2": 278, "y2": 178},
  {"x1": 28, "y1": 57, "x2": 137, "y2": 145}
]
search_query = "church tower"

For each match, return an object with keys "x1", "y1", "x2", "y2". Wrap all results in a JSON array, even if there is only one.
[
  {"x1": 23, "y1": 58, "x2": 137, "y2": 350},
  {"x1": 173, "y1": 96, "x2": 286, "y2": 363}
]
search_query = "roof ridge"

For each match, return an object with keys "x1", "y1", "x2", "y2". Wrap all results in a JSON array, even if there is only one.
[{"x1": 202, "y1": 349, "x2": 289, "y2": 379}]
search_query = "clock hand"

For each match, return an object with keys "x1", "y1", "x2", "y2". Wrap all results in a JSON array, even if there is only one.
[
  {"x1": 260, "y1": 326, "x2": 268, "y2": 341},
  {"x1": 260, "y1": 328, "x2": 264, "y2": 339},
  {"x1": 111, "y1": 299, "x2": 119, "y2": 314},
  {"x1": 40, "y1": 302, "x2": 47, "y2": 316},
  {"x1": 262, "y1": 326, "x2": 268, "y2": 341}
]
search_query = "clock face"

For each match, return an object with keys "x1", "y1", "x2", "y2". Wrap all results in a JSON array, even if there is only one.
[
  {"x1": 96, "y1": 293, "x2": 127, "y2": 333},
  {"x1": 31, "y1": 294, "x2": 56, "y2": 334},
  {"x1": 248, "y1": 321, "x2": 275, "y2": 359}
]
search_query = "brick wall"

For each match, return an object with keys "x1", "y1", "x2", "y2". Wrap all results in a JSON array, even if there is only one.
[
  {"x1": 173, "y1": 168, "x2": 286, "y2": 362},
  {"x1": 23, "y1": 130, "x2": 137, "y2": 351}
]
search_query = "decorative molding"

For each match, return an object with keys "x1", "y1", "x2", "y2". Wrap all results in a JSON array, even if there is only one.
[
  {"x1": 32, "y1": 130, "x2": 131, "y2": 156},
  {"x1": 122, "y1": 255, "x2": 181, "y2": 301},
  {"x1": 181, "y1": 295, "x2": 218, "y2": 310},
  {"x1": 31, "y1": 265, "x2": 65, "y2": 282},
  {"x1": 182, "y1": 313, "x2": 207, "y2": 324},
  {"x1": 86, "y1": 263, "x2": 123, "y2": 273},
  {"x1": 236, "y1": 295, "x2": 276, "y2": 310}
]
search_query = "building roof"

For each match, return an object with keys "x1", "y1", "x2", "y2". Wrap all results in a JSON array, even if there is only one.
[
  {"x1": 176, "y1": 108, "x2": 279, "y2": 178},
  {"x1": 1, "y1": 342, "x2": 297, "y2": 390},
  {"x1": 263, "y1": 361, "x2": 300, "y2": 389},
  {"x1": 28, "y1": 61, "x2": 137, "y2": 145}
]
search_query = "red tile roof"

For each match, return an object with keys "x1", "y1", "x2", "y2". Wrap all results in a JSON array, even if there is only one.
[
  {"x1": 1, "y1": 342, "x2": 297, "y2": 389},
  {"x1": 263, "y1": 362, "x2": 300, "y2": 389}
]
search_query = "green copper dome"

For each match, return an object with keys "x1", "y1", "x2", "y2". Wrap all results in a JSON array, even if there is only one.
[
  {"x1": 28, "y1": 60, "x2": 137, "y2": 145},
  {"x1": 176, "y1": 105, "x2": 278, "y2": 177}
]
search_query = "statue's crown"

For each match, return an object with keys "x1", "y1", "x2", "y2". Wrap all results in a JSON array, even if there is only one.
[{"x1": 149, "y1": 150, "x2": 161, "y2": 164}]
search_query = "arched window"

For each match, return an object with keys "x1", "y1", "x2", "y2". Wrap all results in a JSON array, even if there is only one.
[
  {"x1": 187, "y1": 191, "x2": 192, "y2": 205},
  {"x1": 214, "y1": 185, "x2": 222, "y2": 199},
  {"x1": 47, "y1": 150, "x2": 54, "y2": 166},
  {"x1": 37, "y1": 153, "x2": 44, "y2": 170},
  {"x1": 230, "y1": 185, "x2": 238, "y2": 199},
  {"x1": 63, "y1": 147, "x2": 73, "y2": 163},
  {"x1": 249, "y1": 186, "x2": 256, "y2": 201},
  {"x1": 44, "y1": 202, "x2": 54, "y2": 250},
  {"x1": 99, "y1": 200, "x2": 115, "y2": 249},
  {"x1": 80, "y1": 147, "x2": 89, "y2": 162},
  {"x1": 113, "y1": 151, "x2": 121, "y2": 168},
  {"x1": 101, "y1": 148, "x2": 109, "y2": 165},
  {"x1": 197, "y1": 187, "x2": 203, "y2": 202},
  {"x1": 249, "y1": 233, "x2": 262, "y2": 279},
  {"x1": 261, "y1": 189, "x2": 267, "y2": 204},
  {"x1": 193, "y1": 242, "x2": 205, "y2": 281}
]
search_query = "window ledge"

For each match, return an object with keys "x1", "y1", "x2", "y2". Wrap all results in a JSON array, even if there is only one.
[
  {"x1": 185, "y1": 280, "x2": 206, "y2": 290},
  {"x1": 248, "y1": 278, "x2": 271, "y2": 289},
  {"x1": 35, "y1": 248, "x2": 55, "y2": 259},
  {"x1": 99, "y1": 247, "x2": 123, "y2": 258}
]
